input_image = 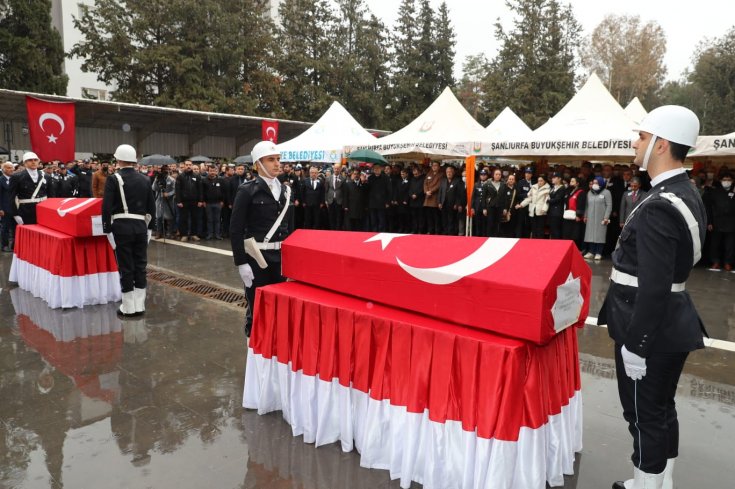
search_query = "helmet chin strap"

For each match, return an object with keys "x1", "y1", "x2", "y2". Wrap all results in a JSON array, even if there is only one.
[
  {"x1": 257, "y1": 160, "x2": 275, "y2": 179},
  {"x1": 640, "y1": 135, "x2": 657, "y2": 171}
]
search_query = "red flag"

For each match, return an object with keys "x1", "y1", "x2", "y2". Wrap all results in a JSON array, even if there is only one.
[
  {"x1": 262, "y1": 120, "x2": 279, "y2": 143},
  {"x1": 26, "y1": 96, "x2": 76, "y2": 162},
  {"x1": 465, "y1": 155, "x2": 476, "y2": 217}
]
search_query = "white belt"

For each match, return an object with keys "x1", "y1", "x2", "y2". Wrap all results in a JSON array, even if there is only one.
[
  {"x1": 610, "y1": 268, "x2": 686, "y2": 292},
  {"x1": 112, "y1": 213, "x2": 147, "y2": 221},
  {"x1": 255, "y1": 241, "x2": 282, "y2": 250},
  {"x1": 17, "y1": 197, "x2": 47, "y2": 204}
]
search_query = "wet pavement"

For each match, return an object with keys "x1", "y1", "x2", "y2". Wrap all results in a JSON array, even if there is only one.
[{"x1": 1, "y1": 244, "x2": 735, "y2": 489}]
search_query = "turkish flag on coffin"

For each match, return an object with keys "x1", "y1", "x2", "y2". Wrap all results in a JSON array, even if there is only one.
[
  {"x1": 36, "y1": 198, "x2": 103, "y2": 237},
  {"x1": 281, "y1": 231, "x2": 592, "y2": 345},
  {"x1": 262, "y1": 120, "x2": 279, "y2": 143},
  {"x1": 26, "y1": 96, "x2": 76, "y2": 162}
]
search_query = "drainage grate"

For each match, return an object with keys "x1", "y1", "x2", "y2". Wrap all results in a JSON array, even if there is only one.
[{"x1": 147, "y1": 267, "x2": 247, "y2": 309}]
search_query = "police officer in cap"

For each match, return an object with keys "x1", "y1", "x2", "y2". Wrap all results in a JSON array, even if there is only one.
[
  {"x1": 230, "y1": 141, "x2": 293, "y2": 338},
  {"x1": 9, "y1": 151, "x2": 51, "y2": 225},
  {"x1": 598, "y1": 106, "x2": 707, "y2": 489},
  {"x1": 102, "y1": 144, "x2": 156, "y2": 319}
]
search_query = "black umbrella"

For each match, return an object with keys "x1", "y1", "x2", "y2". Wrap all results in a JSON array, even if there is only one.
[
  {"x1": 190, "y1": 155, "x2": 212, "y2": 163},
  {"x1": 140, "y1": 154, "x2": 176, "y2": 166},
  {"x1": 0, "y1": 146, "x2": 8, "y2": 155},
  {"x1": 234, "y1": 155, "x2": 253, "y2": 164}
]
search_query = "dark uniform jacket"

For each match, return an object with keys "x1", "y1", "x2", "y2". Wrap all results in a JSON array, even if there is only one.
[
  {"x1": 547, "y1": 185, "x2": 566, "y2": 218},
  {"x1": 9, "y1": 169, "x2": 52, "y2": 223},
  {"x1": 396, "y1": 177, "x2": 411, "y2": 210},
  {"x1": 599, "y1": 172, "x2": 707, "y2": 357},
  {"x1": 0, "y1": 173, "x2": 12, "y2": 214},
  {"x1": 176, "y1": 171, "x2": 203, "y2": 203},
  {"x1": 202, "y1": 176, "x2": 226, "y2": 203},
  {"x1": 706, "y1": 186, "x2": 735, "y2": 233},
  {"x1": 470, "y1": 180, "x2": 487, "y2": 215},
  {"x1": 101, "y1": 167, "x2": 156, "y2": 235},
  {"x1": 408, "y1": 174, "x2": 425, "y2": 209},
  {"x1": 230, "y1": 177, "x2": 294, "y2": 267},
  {"x1": 517, "y1": 178, "x2": 533, "y2": 202},
  {"x1": 53, "y1": 173, "x2": 79, "y2": 198}
]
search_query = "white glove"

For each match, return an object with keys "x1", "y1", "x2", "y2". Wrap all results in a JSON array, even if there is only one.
[
  {"x1": 107, "y1": 233, "x2": 116, "y2": 250},
  {"x1": 14, "y1": 216, "x2": 24, "y2": 225},
  {"x1": 147, "y1": 230, "x2": 153, "y2": 243},
  {"x1": 238, "y1": 264, "x2": 254, "y2": 288},
  {"x1": 621, "y1": 345, "x2": 647, "y2": 380}
]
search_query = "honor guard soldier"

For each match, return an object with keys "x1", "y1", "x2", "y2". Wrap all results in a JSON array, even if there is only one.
[
  {"x1": 598, "y1": 106, "x2": 707, "y2": 489},
  {"x1": 230, "y1": 141, "x2": 293, "y2": 338},
  {"x1": 9, "y1": 152, "x2": 51, "y2": 225},
  {"x1": 102, "y1": 144, "x2": 156, "y2": 319}
]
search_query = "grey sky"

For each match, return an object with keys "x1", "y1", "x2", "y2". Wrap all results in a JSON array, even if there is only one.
[{"x1": 369, "y1": 0, "x2": 733, "y2": 84}]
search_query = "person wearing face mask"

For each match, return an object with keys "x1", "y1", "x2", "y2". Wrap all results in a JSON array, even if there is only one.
[
  {"x1": 705, "y1": 172, "x2": 735, "y2": 271},
  {"x1": 598, "y1": 106, "x2": 708, "y2": 489},
  {"x1": 582, "y1": 176, "x2": 612, "y2": 260},
  {"x1": 8, "y1": 152, "x2": 51, "y2": 225},
  {"x1": 92, "y1": 161, "x2": 110, "y2": 198}
]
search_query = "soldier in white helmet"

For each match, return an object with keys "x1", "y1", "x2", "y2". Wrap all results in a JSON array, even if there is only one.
[
  {"x1": 598, "y1": 106, "x2": 707, "y2": 489},
  {"x1": 102, "y1": 144, "x2": 156, "y2": 319},
  {"x1": 8, "y1": 151, "x2": 51, "y2": 225},
  {"x1": 230, "y1": 140, "x2": 293, "y2": 338}
]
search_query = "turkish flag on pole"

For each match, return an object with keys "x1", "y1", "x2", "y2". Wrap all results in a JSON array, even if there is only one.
[
  {"x1": 262, "y1": 120, "x2": 279, "y2": 143},
  {"x1": 25, "y1": 96, "x2": 76, "y2": 162}
]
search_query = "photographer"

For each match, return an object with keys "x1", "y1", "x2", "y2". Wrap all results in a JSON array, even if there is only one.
[{"x1": 152, "y1": 164, "x2": 176, "y2": 239}]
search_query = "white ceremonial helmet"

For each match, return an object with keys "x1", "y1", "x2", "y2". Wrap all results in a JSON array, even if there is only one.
[
  {"x1": 251, "y1": 141, "x2": 279, "y2": 164},
  {"x1": 22, "y1": 151, "x2": 39, "y2": 162},
  {"x1": 114, "y1": 144, "x2": 137, "y2": 163},
  {"x1": 636, "y1": 105, "x2": 699, "y2": 169}
]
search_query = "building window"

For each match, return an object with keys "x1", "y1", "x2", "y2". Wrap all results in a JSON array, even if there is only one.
[{"x1": 82, "y1": 87, "x2": 107, "y2": 100}]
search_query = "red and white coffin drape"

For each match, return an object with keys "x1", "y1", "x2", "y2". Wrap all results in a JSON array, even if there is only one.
[
  {"x1": 10, "y1": 224, "x2": 121, "y2": 309},
  {"x1": 244, "y1": 282, "x2": 583, "y2": 489},
  {"x1": 12, "y1": 287, "x2": 123, "y2": 404}
]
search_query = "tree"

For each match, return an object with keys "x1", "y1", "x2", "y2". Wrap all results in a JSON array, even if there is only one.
[
  {"x1": 483, "y1": 0, "x2": 581, "y2": 128},
  {"x1": 332, "y1": 1, "x2": 391, "y2": 129},
  {"x1": 580, "y1": 14, "x2": 666, "y2": 108},
  {"x1": 457, "y1": 54, "x2": 490, "y2": 123},
  {"x1": 414, "y1": 0, "x2": 437, "y2": 108},
  {"x1": 434, "y1": 2, "x2": 457, "y2": 91},
  {"x1": 275, "y1": 0, "x2": 338, "y2": 121},
  {"x1": 687, "y1": 28, "x2": 735, "y2": 134},
  {"x1": 71, "y1": 0, "x2": 279, "y2": 115},
  {"x1": 389, "y1": 0, "x2": 422, "y2": 129},
  {"x1": 0, "y1": 0, "x2": 67, "y2": 95}
]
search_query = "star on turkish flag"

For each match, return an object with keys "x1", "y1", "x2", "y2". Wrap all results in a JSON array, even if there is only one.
[{"x1": 25, "y1": 96, "x2": 76, "y2": 162}]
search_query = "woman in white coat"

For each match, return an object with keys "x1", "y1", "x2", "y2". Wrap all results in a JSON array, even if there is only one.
[
  {"x1": 516, "y1": 174, "x2": 550, "y2": 238},
  {"x1": 583, "y1": 176, "x2": 612, "y2": 260}
]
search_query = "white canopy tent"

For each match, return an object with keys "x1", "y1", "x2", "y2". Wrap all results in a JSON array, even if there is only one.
[
  {"x1": 482, "y1": 73, "x2": 637, "y2": 160},
  {"x1": 624, "y1": 97, "x2": 647, "y2": 124},
  {"x1": 278, "y1": 101, "x2": 377, "y2": 163},
  {"x1": 689, "y1": 132, "x2": 735, "y2": 159},
  {"x1": 349, "y1": 87, "x2": 487, "y2": 158},
  {"x1": 484, "y1": 107, "x2": 532, "y2": 141}
]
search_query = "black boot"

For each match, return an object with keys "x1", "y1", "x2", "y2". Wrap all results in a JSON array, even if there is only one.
[{"x1": 612, "y1": 482, "x2": 626, "y2": 489}]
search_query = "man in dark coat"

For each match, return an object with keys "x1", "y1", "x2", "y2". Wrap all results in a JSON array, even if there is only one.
[
  {"x1": 598, "y1": 106, "x2": 707, "y2": 489},
  {"x1": 176, "y1": 160, "x2": 203, "y2": 242},
  {"x1": 342, "y1": 168, "x2": 367, "y2": 231},
  {"x1": 438, "y1": 165, "x2": 465, "y2": 236},
  {"x1": 301, "y1": 166, "x2": 324, "y2": 229},
  {"x1": 0, "y1": 161, "x2": 15, "y2": 251},
  {"x1": 52, "y1": 164, "x2": 79, "y2": 198},
  {"x1": 407, "y1": 166, "x2": 425, "y2": 234},
  {"x1": 367, "y1": 162, "x2": 391, "y2": 232},
  {"x1": 471, "y1": 169, "x2": 489, "y2": 236},
  {"x1": 705, "y1": 172, "x2": 735, "y2": 271}
]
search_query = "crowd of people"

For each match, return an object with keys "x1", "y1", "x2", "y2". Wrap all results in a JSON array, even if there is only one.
[{"x1": 0, "y1": 156, "x2": 733, "y2": 269}]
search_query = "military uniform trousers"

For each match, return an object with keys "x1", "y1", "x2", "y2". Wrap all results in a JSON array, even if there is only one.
[
  {"x1": 114, "y1": 231, "x2": 148, "y2": 293},
  {"x1": 615, "y1": 344, "x2": 688, "y2": 474}
]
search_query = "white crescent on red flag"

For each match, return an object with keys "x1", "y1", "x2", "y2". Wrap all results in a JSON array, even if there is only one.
[
  {"x1": 25, "y1": 96, "x2": 76, "y2": 162},
  {"x1": 262, "y1": 120, "x2": 279, "y2": 143}
]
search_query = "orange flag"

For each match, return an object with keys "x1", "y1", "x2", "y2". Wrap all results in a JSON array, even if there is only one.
[{"x1": 465, "y1": 155, "x2": 476, "y2": 217}]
